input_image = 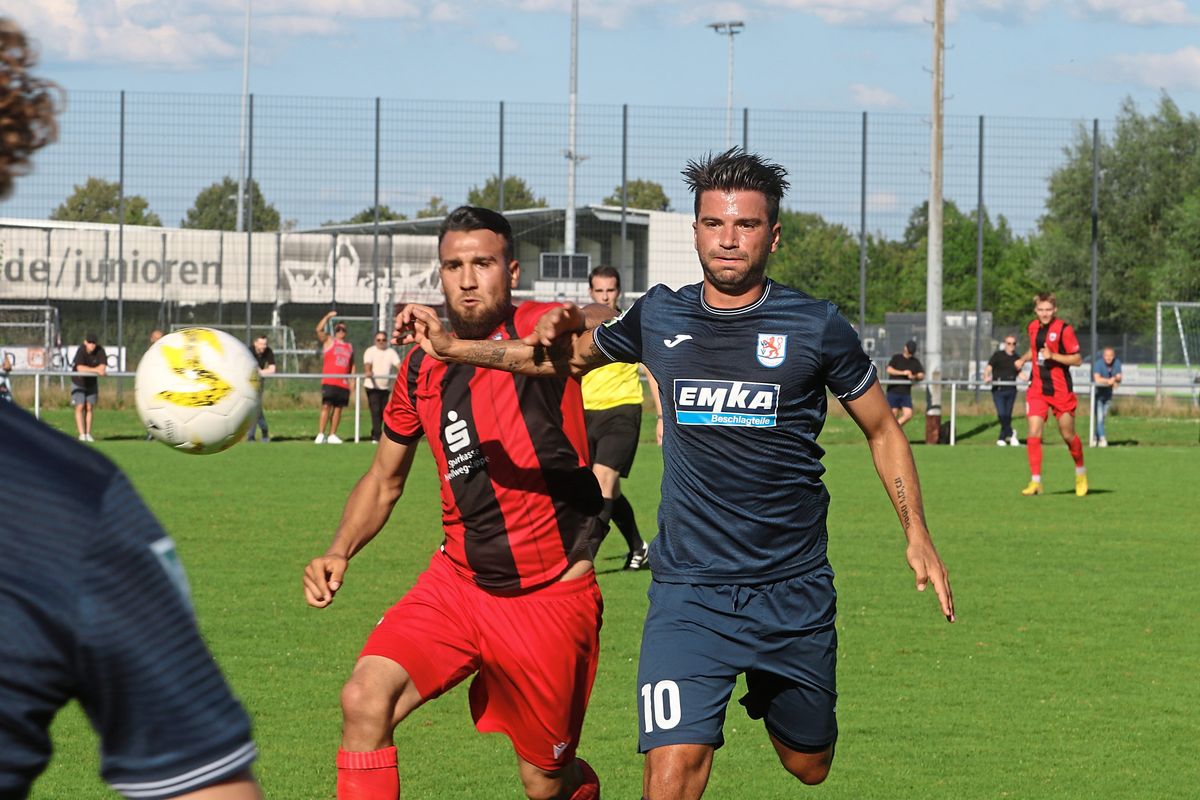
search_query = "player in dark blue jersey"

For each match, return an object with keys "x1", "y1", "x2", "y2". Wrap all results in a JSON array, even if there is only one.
[
  {"x1": 400, "y1": 149, "x2": 954, "y2": 800},
  {"x1": 0, "y1": 20, "x2": 261, "y2": 799},
  {"x1": 0, "y1": 400, "x2": 261, "y2": 799}
]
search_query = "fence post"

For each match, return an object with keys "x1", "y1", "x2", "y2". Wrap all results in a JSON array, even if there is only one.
[
  {"x1": 245, "y1": 93, "x2": 254, "y2": 344},
  {"x1": 620, "y1": 104, "x2": 628, "y2": 273},
  {"x1": 859, "y1": 111, "x2": 867, "y2": 333},
  {"x1": 974, "y1": 115, "x2": 984, "y2": 399},
  {"x1": 742, "y1": 107, "x2": 749, "y2": 151},
  {"x1": 117, "y1": 90, "x2": 125, "y2": 394},
  {"x1": 373, "y1": 96, "x2": 381, "y2": 329},
  {"x1": 498, "y1": 101, "x2": 505, "y2": 213}
]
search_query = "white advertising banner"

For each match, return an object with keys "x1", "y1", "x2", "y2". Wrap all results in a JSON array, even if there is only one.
[{"x1": 0, "y1": 224, "x2": 441, "y2": 306}]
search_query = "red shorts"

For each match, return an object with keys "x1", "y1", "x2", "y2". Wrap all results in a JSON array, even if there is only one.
[
  {"x1": 1026, "y1": 388, "x2": 1077, "y2": 419},
  {"x1": 360, "y1": 552, "x2": 603, "y2": 771}
]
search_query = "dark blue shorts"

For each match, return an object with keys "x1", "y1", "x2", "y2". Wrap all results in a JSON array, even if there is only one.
[
  {"x1": 886, "y1": 391, "x2": 913, "y2": 410},
  {"x1": 636, "y1": 564, "x2": 838, "y2": 754}
]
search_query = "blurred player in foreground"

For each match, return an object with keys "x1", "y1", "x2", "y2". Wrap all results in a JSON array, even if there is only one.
[
  {"x1": 399, "y1": 150, "x2": 954, "y2": 800},
  {"x1": 304, "y1": 207, "x2": 606, "y2": 800},
  {"x1": 1014, "y1": 292, "x2": 1087, "y2": 496},
  {"x1": 581, "y1": 265, "x2": 656, "y2": 570},
  {"x1": 0, "y1": 18, "x2": 261, "y2": 799}
]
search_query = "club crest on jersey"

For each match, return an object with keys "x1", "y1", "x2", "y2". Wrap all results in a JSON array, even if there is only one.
[
  {"x1": 1048, "y1": 332, "x2": 1058, "y2": 342},
  {"x1": 674, "y1": 379, "x2": 779, "y2": 427},
  {"x1": 756, "y1": 334, "x2": 787, "y2": 368}
]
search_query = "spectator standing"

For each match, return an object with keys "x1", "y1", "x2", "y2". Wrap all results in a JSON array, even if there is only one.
[
  {"x1": 1092, "y1": 346, "x2": 1122, "y2": 447},
  {"x1": 885, "y1": 340, "x2": 924, "y2": 430},
  {"x1": 248, "y1": 335, "x2": 276, "y2": 442},
  {"x1": 71, "y1": 333, "x2": 107, "y2": 442},
  {"x1": 362, "y1": 331, "x2": 401, "y2": 443},
  {"x1": 315, "y1": 311, "x2": 354, "y2": 444},
  {"x1": 984, "y1": 335, "x2": 1022, "y2": 446}
]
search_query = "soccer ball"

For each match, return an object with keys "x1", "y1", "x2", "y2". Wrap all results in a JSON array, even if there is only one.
[{"x1": 136, "y1": 327, "x2": 262, "y2": 455}]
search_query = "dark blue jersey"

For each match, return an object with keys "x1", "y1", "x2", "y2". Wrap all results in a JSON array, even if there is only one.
[
  {"x1": 592, "y1": 279, "x2": 875, "y2": 584},
  {"x1": 0, "y1": 402, "x2": 256, "y2": 798}
]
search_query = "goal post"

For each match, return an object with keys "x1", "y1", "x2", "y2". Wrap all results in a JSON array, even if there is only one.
[{"x1": 1156, "y1": 301, "x2": 1200, "y2": 405}]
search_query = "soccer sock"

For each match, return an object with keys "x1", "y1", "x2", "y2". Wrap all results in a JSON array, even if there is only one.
[
  {"x1": 611, "y1": 494, "x2": 643, "y2": 552},
  {"x1": 1068, "y1": 434, "x2": 1084, "y2": 468},
  {"x1": 336, "y1": 746, "x2": 398, "y2": 800},
  {"x1": 1028, "y1": 437, "x2": 1043, "y2": 478},
  {"x1": 569, "y1": 758, "x2": 600, "y2": 800}
]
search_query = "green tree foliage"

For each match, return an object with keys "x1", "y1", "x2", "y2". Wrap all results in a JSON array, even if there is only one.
[
  {"x1": 415, "y1": 196, "x2": 449, "y2": 219},
  {"x1": 602, "y1": 179, "x2": 671, "y2": 211},
  {"x1": 181, "y1": 177, "x2": 281, "y2": 231},
  {"x1": 1034, "y1": 94, "x2": 1200, "y2": 331},
  {"x1": 467, "y1": 175, "x2": 546, "y2": 211},
  {"x1": 325, "y1": 205, "x2": 407, "y2": 226},
  {"x1": 768, "y1": 211, "x2": 862, "y2": 316},
  {"x1": 50, "y1": 177, "x2": 162, "y2": 226}
]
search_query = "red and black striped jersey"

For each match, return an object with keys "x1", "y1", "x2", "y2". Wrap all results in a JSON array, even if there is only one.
[
  {"x1": 384, "y1": 301, "x2": 603, "y2": 591},
  {"x1": 1026, "y1": 317, "x2": 1079, "y2": 397}
]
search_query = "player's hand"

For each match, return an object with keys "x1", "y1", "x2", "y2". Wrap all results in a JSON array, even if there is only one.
[
  {"x1": 523, "y1": 304, "x2": 583, "y2": 348},
  {"x1": 304, "y1": 554, "x2": 348, "y2": 608},
  {"x1": 906, "y1": 537, "x2": 954, "y2": 622},
  {"x1": 396, "y1": 304, "x2": 453, "y2": 361}
]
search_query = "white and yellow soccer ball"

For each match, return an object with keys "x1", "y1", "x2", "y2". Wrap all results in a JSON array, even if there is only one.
[{"x1": 136, "y1": 327, "x2": 261, "y2": 455}]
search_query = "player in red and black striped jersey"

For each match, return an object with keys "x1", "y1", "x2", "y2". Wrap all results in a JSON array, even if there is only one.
[
  {"x1": 303, "y1": 207, "x2": 607, "y2": 800},
  {"x1": 1014, "y1": 292, "x2": 1088, "y2": 497}
]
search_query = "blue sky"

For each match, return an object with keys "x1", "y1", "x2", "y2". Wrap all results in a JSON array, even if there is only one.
[{"x1": 7, "y1": 0, "x2": 1200, "y2": 120}]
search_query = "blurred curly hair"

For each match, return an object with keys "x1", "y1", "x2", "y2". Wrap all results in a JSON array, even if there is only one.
[{"x1": 0, "y1": 19, "x2": 61, "y2": 200}]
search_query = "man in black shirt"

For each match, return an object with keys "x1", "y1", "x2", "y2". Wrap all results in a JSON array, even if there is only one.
[
  {"x1": 885, "y1": 340, "x2": 924, "y2": 430},
  {"x1": 71, "y1": 332, "x2": 107, "y2": 442},
  {"x1": 247, "y1": 335, "x2": 276, "y2": 442},
  {"x1": 984, "y1": 335, "x2": 1022, "y2": 446}
]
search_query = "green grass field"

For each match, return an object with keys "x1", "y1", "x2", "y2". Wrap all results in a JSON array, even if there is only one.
[{"x1": 26, "y1": 408, "x2": 1200, "y2": 799}]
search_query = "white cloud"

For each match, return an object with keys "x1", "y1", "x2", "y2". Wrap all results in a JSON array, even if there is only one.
[
  {"x1": 850, "y1": 82, "x2": 902, "y2": 108},
  {"x1": 1104, "y1": 47, "x2": 1200, "y2": 91},
  {"x1": 480, "y1": 32, "x2": 520, "y2": 53},
  {"x1": 1075, "y1": 0, "x2": 1193, "y2": 25},
  {"x1": 429, "y1": 2, "x2": 465, "y2": 23},
  {"x1": 257, "y1": 15, "x2": 343, "y2": 36}
]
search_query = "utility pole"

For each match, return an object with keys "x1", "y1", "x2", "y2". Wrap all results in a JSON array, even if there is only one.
[
  {"x1": 564, "y1": 0, "x2": 579, "y2": 255},
  {"x1": 925, "y1": 0, "x2": 945, "y2": 443},
  {"x1": 235, "y1": 0, "x2": 251, "y2": 233},
  {"x1": 708, "y1": 21, "x2": 744, "y2": 148}
]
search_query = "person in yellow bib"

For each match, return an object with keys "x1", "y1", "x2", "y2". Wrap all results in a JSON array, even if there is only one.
[{"x1": 581, "y1": 266, "x2": 659, "y2": 570}]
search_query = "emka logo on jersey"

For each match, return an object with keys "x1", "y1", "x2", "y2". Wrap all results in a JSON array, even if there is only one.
[
  {"x1": 756, "y1": 333, "x2": 787, "y2": 368},
  {"x1": 674, "y1": 379, "x2": 779, "y2": 427}
]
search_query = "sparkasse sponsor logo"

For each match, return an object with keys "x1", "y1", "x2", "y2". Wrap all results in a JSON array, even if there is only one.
[{"x1": 673, "y1": 379, "x2": 779, "y2": 427}]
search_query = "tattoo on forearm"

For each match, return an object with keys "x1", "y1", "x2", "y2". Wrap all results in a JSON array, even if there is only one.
[{"x1": 893, "y1": 476, "x2": 912, "y2": 531}]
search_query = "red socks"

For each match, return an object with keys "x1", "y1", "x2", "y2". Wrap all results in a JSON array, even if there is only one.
[
  {"x1": 1068, "y1": 434, "x2": 1084, "y2": 467},
  {"x1": 570, "y1": 758, "x2": 601, "y2": 799},
  {"x1": 1027, "y1": 437, "x2": 1042, "y2": 477},
  {"x1": 337, "y1": 746, "x2": 398, "y2": 800}
]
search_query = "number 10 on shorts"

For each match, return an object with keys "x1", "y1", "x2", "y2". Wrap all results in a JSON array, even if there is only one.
[{"x1": 641, "y1": 680, "x2": 682, "y2": 732}]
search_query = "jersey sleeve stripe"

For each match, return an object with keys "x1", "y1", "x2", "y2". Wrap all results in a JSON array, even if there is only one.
[
  {"x1": 836, "y1": 363, "x2": 877, "y2": 400},
  {"x1": 108, "y1": 742, "x2": 256, "y2": 798}
]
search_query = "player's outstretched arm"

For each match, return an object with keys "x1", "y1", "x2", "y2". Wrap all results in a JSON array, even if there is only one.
[
  {"x1": 396, "y1": 302, "x2": 611, "y2": 378},
  {"x1": 842, "y1": 381, "x2": 955, "y2": 623},
  {"x1": 303, "y1": 436, "x2": 418, "y2": 608}
]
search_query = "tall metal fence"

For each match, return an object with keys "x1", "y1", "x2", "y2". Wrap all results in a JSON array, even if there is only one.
[{"x1": 2, "y1": 90, "x2": 1133, "y2": 372}]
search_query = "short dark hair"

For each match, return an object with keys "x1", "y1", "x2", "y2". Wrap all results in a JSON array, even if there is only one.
[
  {"x1": 0, "y1": 20, "x2": 62, "y2": 200},
  {"x1": 1034, "y1": 291, "x2": 1057, "y2": 306},
  {"x1": 438, "y1": 206, "x2": 514, "y2": 264},
  {"x1": 682, "y1": 148, "x2": 790, "y2": 226},
  {"x1": 588, "y1": 265, "x2": 620, "y2": 289}
]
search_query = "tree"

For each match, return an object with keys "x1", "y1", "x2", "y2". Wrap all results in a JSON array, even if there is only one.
[
  {"x1": 50, "y1": 177, "x2": 162, "y2": 226},
  {"x1": 602, "y1": 179, "x2": 671, "y2": 211},
  {"x1": 1033, "y1": 94, "x2": 1200, "y2": 331},
  {"x1": 467, "y1": 175, "x2": 546, "y2": 211},
  {"x1": 768, "y1": 211, "x2": 861, "y2": 315},
  {"x1": 324, "y1": 205, "x2": 407, "y2": 226},
  {"x1": 181, "y1": 176, "x2": 281, "y2": 231},
  {"x1": 415, "y1": 196, "x2": 449, "y2": 219}
]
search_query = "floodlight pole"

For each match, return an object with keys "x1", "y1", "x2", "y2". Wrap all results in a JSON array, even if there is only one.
[
  {"x1": 925, "y1": 0, "x2": 945, "y2": 440},
  {"x1": 564, "y1": 0, "x2": 579, "y2": 255},
  {"x1": 235, "y1": 0, "x2": 251, "y2": 233},
  {"x1": 709, "y1": 21, "x2": 744, "y2": 148}
]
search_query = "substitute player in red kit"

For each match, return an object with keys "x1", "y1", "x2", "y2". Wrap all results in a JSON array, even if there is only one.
[
  {"x1": 1015, "y1": 291, "x2": 1087, "y2": 497},
  {"x1": 303, "y1": 206, "x2": 607, "y2": 800}
]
